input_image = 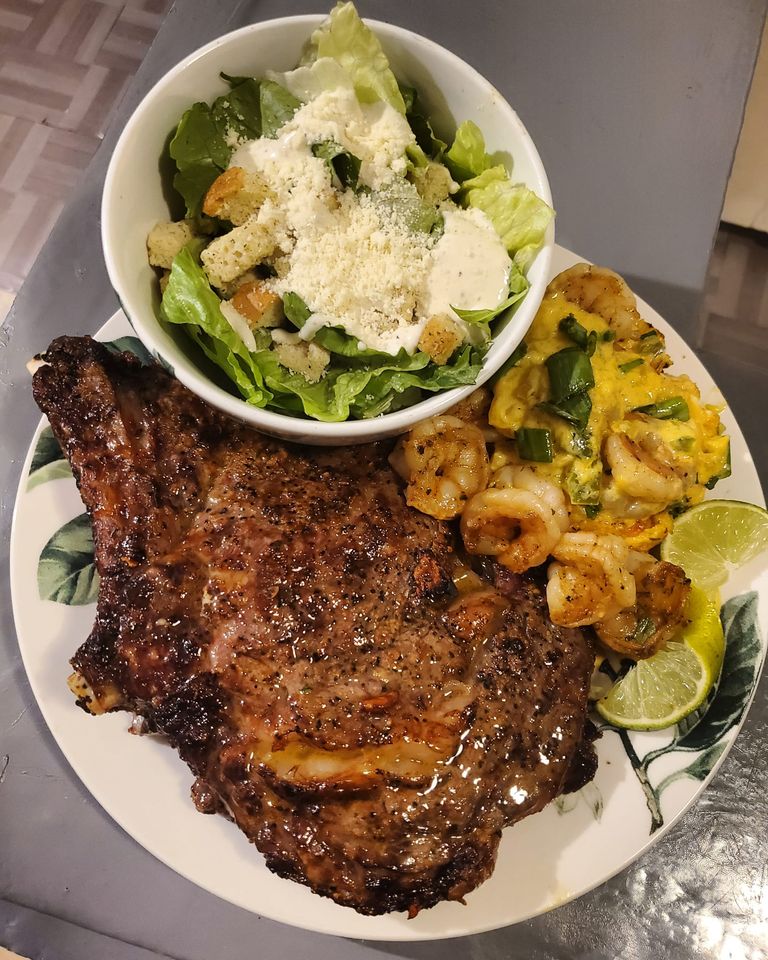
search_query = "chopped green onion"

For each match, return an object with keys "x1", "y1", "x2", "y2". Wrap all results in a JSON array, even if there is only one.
[
  {"x1": 638, "y1": 332, "x2": 664, "y2": 355},
  {"x1": 516, "y1": 427, "x2": 553, "y2": 463},
  {"x1": 538, "y1": 391, "x2": 592, "y2": 429},
  {"x1": 674, "y1": 436, "x2": 696, "y2": 452},
  {"x1": 559, "y1": 314, "x2": 588, "y2": 348},
  {"x1": 567, "y1": 429, "x2": 593, "y2": 458},
  {"x1": 585, "y1": 330, "x2": 598, "y2": 357},
  {"x1": 584, "y1": 503, "x2": 601, "y2": 519},
  {"x1": 545, "y1": 347, "x2": 595, "y2": 401},
  {"x1": 633, "y1": 396, "x2": 690, "y2": 421},
  {"x1": 601, "y1": 330, "x2": 616, "y2": 342},
  {"x1": 619, "y1": 357, "x2": 644, "y2": 373}
]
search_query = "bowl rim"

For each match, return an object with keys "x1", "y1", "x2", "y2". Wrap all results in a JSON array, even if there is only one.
[{"x1": 101, "y1": 14, "x2": 553, "y2": 441}]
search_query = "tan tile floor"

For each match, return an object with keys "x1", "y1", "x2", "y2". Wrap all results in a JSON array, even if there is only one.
[
  {"x1": 0, "y1": 0, "x2": 170, "y2": 294},
  {"x1": 0, "y1": 0, "x2": 765, "y2": 366}
]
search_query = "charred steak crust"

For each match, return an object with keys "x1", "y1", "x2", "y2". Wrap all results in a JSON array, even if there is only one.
[{"x1": 32, "y1": 336, "x2": 597, "y2": 916}]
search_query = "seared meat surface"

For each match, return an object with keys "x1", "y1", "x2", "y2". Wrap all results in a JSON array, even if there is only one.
[{"x1": 33, "y1": 336, "x2": 597, "y2": 916}]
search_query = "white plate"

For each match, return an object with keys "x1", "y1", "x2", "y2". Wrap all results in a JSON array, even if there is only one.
[{"x1": 10, "y1": 245, "x2": 767, "y2": 941}]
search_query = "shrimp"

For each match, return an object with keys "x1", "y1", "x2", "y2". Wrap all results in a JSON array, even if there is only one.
[
  {"x1": 604, "y1": 433, "x2": 684, "y2": 503},
  {"x1": 447, "y1": 387, "x2": 492, "y2": 428},
  {"x1": 595, "y1": 560, "x2": 691, "y2": 658},
  {"x1": 491, "y1": 465, "x2": 570, "y2": 533},
  {"x1": 460, "y1": 487, "x2": 563, "y2": 573},
  {"x1": 448, "y1": 386, "x2": 500, "y2": 442},
  {"x1": 546, "y1": 532, "x2": 636, "y2": 627},
  {"x1": 547, "y1": 263, "x2": 651, "y2": 341},
  {"x1": 390, "y1": 415, "x2": 490, "y2": 520}
]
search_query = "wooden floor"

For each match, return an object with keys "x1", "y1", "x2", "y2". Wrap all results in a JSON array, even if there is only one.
[
  {"x1": 0, "y1": 0, "x2": 766, "y2": 365},
  {"x1": 699, "y1": 224, "x2": 768, "y2": 371}
]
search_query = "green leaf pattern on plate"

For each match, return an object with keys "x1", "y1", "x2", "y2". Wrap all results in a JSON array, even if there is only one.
[
  {"x1": 554, "y1": 781, "x2": 604, "y2": 821},
  {"x1": 37, "y1": 512, "x2": 99, "y2": 606},
  {"x1": 559, "y1": 593, "x2": 763, "y2": 829},
  {"x1": 103, "y1": 335, "x2": 155, "y2": 366},
  {"x1": 27, "y1": 425, "x2": 71, "y2": 490},
  {"x1": 600, "y1": 592, "x2": 763, "y2": 833}
]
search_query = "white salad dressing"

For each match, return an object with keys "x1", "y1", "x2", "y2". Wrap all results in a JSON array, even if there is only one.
[{"x1": 422, "y1": 207, "x2": 512, "y2": 321}]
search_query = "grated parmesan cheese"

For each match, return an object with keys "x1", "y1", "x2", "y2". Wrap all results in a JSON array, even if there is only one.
[
  {"x1": 271, "y1": 189, "x2": 433, "y2": 354},
  {"x1": 222, "y1": 73, "x2": 510, "y2": 356},
  {"x1": 267, "y1": 60, "x2": 415, "y2": 188}
]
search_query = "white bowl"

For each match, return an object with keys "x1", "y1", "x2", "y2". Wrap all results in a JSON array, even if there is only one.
[{"x1": 102, "y1": 15, "x2": 553, "y2": 445}]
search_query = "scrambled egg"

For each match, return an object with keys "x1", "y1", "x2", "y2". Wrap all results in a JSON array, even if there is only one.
[{"x1": 489, "y1": 290, "x2": 730, "y2": 551}]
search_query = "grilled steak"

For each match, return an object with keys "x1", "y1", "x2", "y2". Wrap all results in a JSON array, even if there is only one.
[{"x1": 32, "y1": 336, "x2": 597, "y2": 916}]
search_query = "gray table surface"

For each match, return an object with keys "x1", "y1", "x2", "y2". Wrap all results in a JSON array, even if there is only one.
[{"x1": 2, "y1": 2, "x2": 767, "y2": 958}]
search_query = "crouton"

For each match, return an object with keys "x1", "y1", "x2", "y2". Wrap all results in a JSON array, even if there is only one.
[
  {"x1": 202, "y1": 167, "x2": 269, "y2": 225},
  {"x1": 159, "y1": 270, "x2": 171, "y2": 294},
  {"x1": 200, "y1": 209, "x2": 277, "y2": 289},
  {"x1": 418, "y1": 313, "x2": 465, "y2": 364},
  {"x1": 231, "y1": 281, "x2": 284, "y2": 329},
  {"x1": 271, "y1": 330, "x2": 330, "y2": 383},
  {"x1": 146, "y1": 219, "x2": 197, "y2": 269},
  {"x1": 411, "y1": 161, "x2": 456, "y2": 206},
  {"x1": 214, "y1": 270, "x2": 258, "y2": 299}
]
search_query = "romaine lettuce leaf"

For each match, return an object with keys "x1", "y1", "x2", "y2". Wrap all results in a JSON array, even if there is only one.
[
  {"x1": 162, "y1": 258, "x2": 484, "y2": 421},
  {"x1": 161, "y1": 246, "x2": 272, "y2": 403},
  {"x1": 213, "y1": 76, "x2": 262, "y2": 142},
  {"x1": 282, "y1": 291, "x2": 312, "y2": 328},
  {"x1": 452, "y1": 286, "x2": 528, "y2": 326},
  {"x1": 258, "y1": 344, "x2": 479, "y2": 422},
  {"x1": 304, "y1": 2, "x2": 405, "y2": 113},
  {"x1": 444, "y1": 120, "x2": 492, "y2": 182},
  {"x1": 169, "y1": 76, "x2": 262, "y2": 216},
  {"x1": 350, "y1": 345, "x2": 483, "y2": 417},
  {"x1": 259, "y1": 80, "x2": 301, "y2": 138},
  {"x1": 267, "y1": 57, "x2": 353, "y2": 101},
  {"x1": 369, "y1": 179, "x2": 441, "y2": 234},
  {"x1": 461, "y1": 166, "x2": 553, "y2": 269},
  {"x1": 284, "y1": 292, "x2": 397, "y2": 358},
  {"x1": 400, "y1": 84, "x2": 446, "y2": 160},
  {"x1": 311, "y1": 140, "x2": 361, "y2": 189}
]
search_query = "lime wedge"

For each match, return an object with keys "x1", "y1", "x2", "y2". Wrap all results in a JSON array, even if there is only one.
[
  {"x1": 596, "y1": 586, "x2": 725, "y2": 731},
  {"x1": 660, "y1": 499, "x2": 768, "y2": 591}
]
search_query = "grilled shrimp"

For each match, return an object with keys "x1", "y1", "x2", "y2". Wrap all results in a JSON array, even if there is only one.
[
  {"x1": 595, "y1": 560, "x2": 691, "y2": 658},
  {"x1": 546, "y1": 532, "x2": 637, "y2": 626},
  {"x1": 448, "y1": 387, "x2": 492, "y2": 428},
  {"x1": 604, "y1": 433, "x2": 684, "y2": 503},
  {"x1": 461, "y1": 487, "x2": 564, "y2": 573},
  {"x1": 491, "y1": 465, "x2": 570, "y2": 533},
  {"x1": 390, "y1": 415, "x2": 490, "y2": 520},
  {"x1": 547, "y1": 263, "x2": 650, "y2": 341}
]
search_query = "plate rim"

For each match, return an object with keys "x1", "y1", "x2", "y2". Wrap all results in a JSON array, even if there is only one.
[{"x1": 10, "y1": 243, "x2": 767, "y2": 941}]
